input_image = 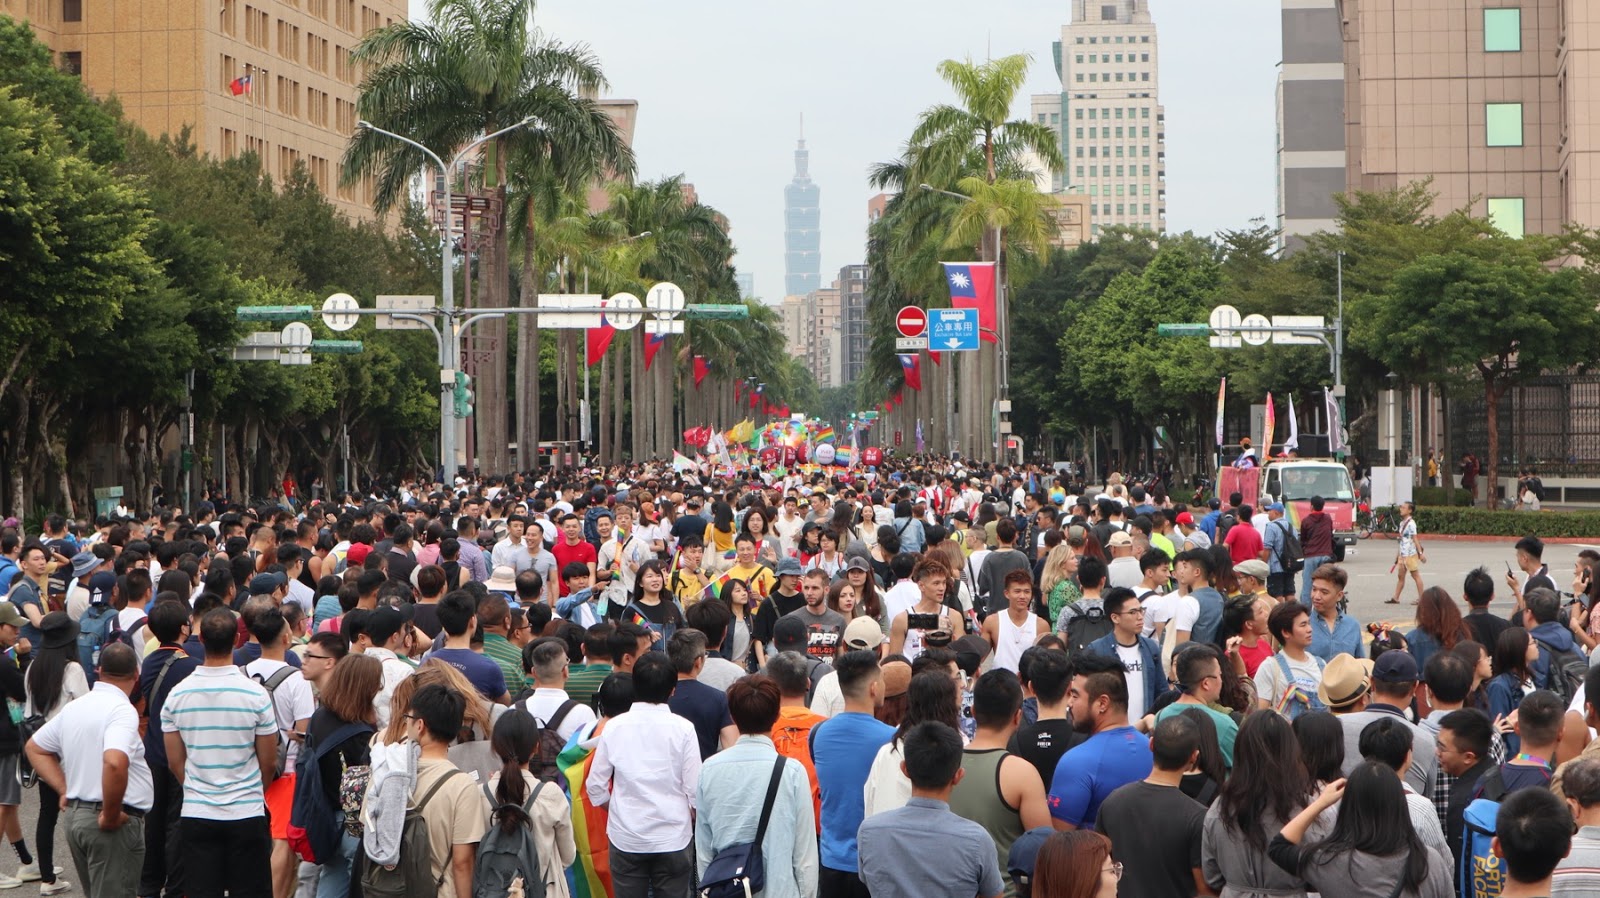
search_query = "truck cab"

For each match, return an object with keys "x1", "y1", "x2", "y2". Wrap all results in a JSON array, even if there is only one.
[{"x1": 1216, "y1": 458, "x2": 1358, "y2": 560}]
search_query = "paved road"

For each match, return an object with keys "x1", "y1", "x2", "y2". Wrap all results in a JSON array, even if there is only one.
[{"x1": 1328, "y1": 535, "x2": 1600, "y2": 632}]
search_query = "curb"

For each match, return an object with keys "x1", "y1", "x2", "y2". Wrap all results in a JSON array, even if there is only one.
[{"x1": 1402, "y1": 534, "x2": 1600, "y2": 545}]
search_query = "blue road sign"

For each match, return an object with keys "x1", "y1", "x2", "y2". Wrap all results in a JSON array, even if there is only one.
[{"x1": 928, "y1": 308, "x2": 980, "y2": 351}]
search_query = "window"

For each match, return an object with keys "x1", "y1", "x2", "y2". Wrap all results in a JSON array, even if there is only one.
[
  {"x1": 1142, "y1": 36, "x2": 1150, "y2": 42},
  {"x1": 1115, "y1": 165, "x2": 1123, "y2": 176},
  {"x1": 1141, "y1": 53, "x2": 1149, "y2": 62},
  {"x1": 1089, "y1": 165, "x2": 1097, "y2": 176},
  {"x1": 1037, "y1": 113, "x2": 1046, "y2": 123},
  {"x1": 1076, "y1": 147, "x2": 1084, "y2": 158},
  {"x1": 1143, "y1": 184, "x2": 1151, "y2": 196},
  {"x1": 1142, "y1": 126, "x2": 1150, "y2": 137},
  {"x1": 1075, "y1": 54, "x2": 1084, "y2": 63},
  {"x1": 1487, "y1": 198, "x2": 1525, "y2": 238},
  {"x1": 1116, "y1": 204, "x2": 1125, "y2": 215},
  {"x1": 1116, "y1": 184, "x2": 1125, "y2": 196},
  {"x1": 1089, "y1": 73, "x2": 1097, "y2": 82},
  {"x1": 62, "y1": 0, "x2": 81, "y2": 21},
  {"x1": 220, "y1": 53, "x2": 235, "y2": 92},
  {"x1": 1115, "y1": 146, "x2": 1123, "y2": 157},
  {"x1": 1142, "y1": 146, "x2": 1150, "y2": 157},
  {"x1": 1115, "y1": 53, "x2": 1123, "y2": 63},
  {"x1": 1143, "y1": 165, "x2": 1150, "y2": 175},
  {"x1": 1142, "y1": 108, "x2": 1150, "y2": 118},
  {"x1": 1101, "y1": 5, "x2": 1116, "y2": 21},
  {"x1": 220, "y1": 128, "x2": 237, "y2": 158},
  {"x1": 1115, "y1": 127, "x2": 1124, "y2": 138},
  {"x1": 1076, "y1": 73, "x2": 1085, "y2": 83},
  {"x1": 1089, "y1": 54, "x2": 1097, "y2": 62},
  {"x1": 1090, "y1": 147, "x2": 1098, "y2": 158},
  {"x1": 1089, "y1": 108, "x2": 1098, "y2": 119},
  {"x1": 1075, "y1": 109, "x2": 1084, "y2": 119},
  {"x1": 1050, "y1": 112, "x2": 1060, "y2": 124},
  {"x1": 1115, "y1": 73, "x2": 1123, "y2": 81},
  {"x1": 1076, "y1": 165, "x2": 1085, "y2": 177},
  {"x1": 1486, "y1": 103, "x2": 1524, "y2": 146},
  {"x1": 1090, "y1": 185, "x2": 1099, "y2": 196},
  {"x1": 1484, "y1": 8, "x2": 1521, "y2": 52},
  {"x1": 1075, "y1": 37, "x2": 1084, "y2": 44},
  {"x1": 1141, "y1": 72, "x2": 1150, "y2": 81},
  {"x1": 1076, "y1": 127, "x2": 1084, "y2": 138},
  {"x1": 336, "y1": 98, "x2": 356, "y2": 133}
]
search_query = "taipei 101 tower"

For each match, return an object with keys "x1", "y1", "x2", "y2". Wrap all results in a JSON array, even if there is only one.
[{"x1": 783, "y1": 117, "x2": 821, "y2": 297}]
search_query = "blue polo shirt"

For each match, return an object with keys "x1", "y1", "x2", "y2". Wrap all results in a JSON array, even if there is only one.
[
  {"x1": 1309, "y1": 611, "x2": 1365, "y2": 662},
  {"x1": 810, "y1": 711, "x2": 894, "y2": 872},
  {"x1": 1047, "y1": 725, "x2": 1153, "y2": 830}
]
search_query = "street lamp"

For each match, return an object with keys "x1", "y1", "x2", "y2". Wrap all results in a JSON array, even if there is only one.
[
  {"x1": 919, "y1": 183, "x2": 1010, "y2": 463},
  {"x1": 356, "y1": 115, "x2": 537, "y2": 480}
]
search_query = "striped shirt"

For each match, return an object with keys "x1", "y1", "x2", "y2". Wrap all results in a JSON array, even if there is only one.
[
  {"x1": 1553, "y1": 826, "x2": 1600, "y2": 896},
  {"x1": 482, "y1": 634, "x2": 528, "y2": 694},
  {"x1": 160, "y1": 664, "x2": 277, "y2": 821}
]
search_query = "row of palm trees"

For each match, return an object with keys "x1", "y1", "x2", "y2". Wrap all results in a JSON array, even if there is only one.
[
  {"x1": 340, "y1": 0, "x2": 800, "y2": 468},
  {"x1": 863, "y1": 54, "x2": 1065, "y2": 461}
]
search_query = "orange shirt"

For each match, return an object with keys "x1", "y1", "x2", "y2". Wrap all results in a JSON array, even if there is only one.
[{"x1": 772, "y1": 705, "x2": 826, "y2": 831}]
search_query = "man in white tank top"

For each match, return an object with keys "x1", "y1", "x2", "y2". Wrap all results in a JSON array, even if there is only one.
[{"x1": 980, "y1": 569, "x2": 1048, "y2": 674}]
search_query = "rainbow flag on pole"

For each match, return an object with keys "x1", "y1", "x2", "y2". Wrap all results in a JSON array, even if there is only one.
[{"x1": 557, "y1": 724, "x2": 612, "y2": 898}]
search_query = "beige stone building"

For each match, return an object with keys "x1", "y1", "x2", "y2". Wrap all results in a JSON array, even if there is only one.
[{"x1": 3, "y1": 0, "x2": 406, "y2": 220}]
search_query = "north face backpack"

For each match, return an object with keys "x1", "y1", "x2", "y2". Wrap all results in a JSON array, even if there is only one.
[
  {"x1": 1062, "y1": 601, "x2": 1113, "y2": 657},
  {"x1": 287, "y1": 720, "x2": 373, "y2": 864},
  {"x1": 360, "y1": 769, "x2": 463, "y2": 898},
  {"x1": 77, "y1": 604, "x2": 118, "y2": 686},
  {"x1": 471, "y1": 781, "x2": 547, "y2": 898},
  {"x1": 1458, "y1": 796, "x2": 1504, "y2": 898}
]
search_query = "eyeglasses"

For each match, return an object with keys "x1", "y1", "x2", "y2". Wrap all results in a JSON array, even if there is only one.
[
  {"x1": 1105, "y1": 861, "x2": 1124, "y2": 880},
  {"x1": 305, "y1": 653, "x2": 336, "y2": 661},
  {"x1": 1112, "y1": 607, "x2": 1145, "y2": 616}
]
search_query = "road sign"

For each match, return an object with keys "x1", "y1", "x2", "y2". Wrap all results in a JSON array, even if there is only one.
[
  {"x1": 537, "y1": 294, "x2": 605, "y2": 328},
  {"x1": 928, "y1": 308, "x2": 980, "y2": 351},
  {"x1": 1156, "y1": 323, "x2": 1210, "y2": 337},
  {"x1": 375, "y1": 295, "x2": 433, "y2": 331},
  {"x1": 896, "y1": 306, "x2": 928, "y2": 338},
  {"x1": 1271, "y1": 315, "x2": 1326, "y2": 345},
  {"x1": 895, "y1": 337, "x2": 929, "y2": 351},
  {"x1": 645, "y1": 282, "x2": 686, "y2": 335},
  {"x1": 322, "y1": 294, "x2": 359, "y2": 331},
  {"x1": 1208, "y1": 305, "x2": 1242, "y2": 348},
  {"x1": 280, "y1": 322, "x2": 313, "y2": 366},
  {"x1": 1239, "y1": 313, "x2": 1272, "y2": 345},
  {"x1": 606, "y1": 293, "x2": 643, "y2": 330},
  {"x1": 238, "y1": 305, "x2": 313, "y2": 322}
]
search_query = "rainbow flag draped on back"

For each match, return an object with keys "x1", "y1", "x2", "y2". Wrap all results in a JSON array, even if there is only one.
[{"x1": 557, "y1": 723, "x2": 612, "y2": 898}]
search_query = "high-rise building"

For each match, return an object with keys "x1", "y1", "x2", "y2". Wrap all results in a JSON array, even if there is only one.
[
  {"x1": 1275, "y1": 0, "x2": 1346, "y2": 251},
  {"x1": 784, "y1": 127, "x2": 821, "y2": 296},
  {"x1": 735, "y1": 272, "x2": 755, "y2": 300},
  {"x1": 1330, "y1": 0, "x2": 1586, "y2": 242},
  {"x1": 3, "y1": 0, "x2": 408, "y2": 220},
  {"x1": 838, "y1": 264, "x2": 868, "y2": 387},
  {"x1": 805, "y1": 284, "x2": 842, "y2": 389},
  {"x1": 780, "y1": 295, "x2": 807, "y2": 359},
  {"x1": 1032, "y1": 0, "x2": 1167, "y2": 237}
]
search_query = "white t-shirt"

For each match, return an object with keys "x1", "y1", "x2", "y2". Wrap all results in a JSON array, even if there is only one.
[
  {"x1": 1253, "y1": 651, "x2": 1326, "y2": 712},
  {"x1": 1167, "y1": 594, "x2": 1200, "y2": 638},
  {"x1": 118, "y1": 606, "x2": 152, "y2": 663},
  {"x1": 882, "y1": 581, "x2": 922, "y2": 625},
  {"x1": 518, "y1": 686, "x2": 597, "y2": 743},
  {"x1": 1116, "y1": 641, "x2": 1146, "y2": 720},
  {"x1": 243, "y1": 658, "x2": 315, "y2": 770},
  {"x1": 286, "y1": 578, "x2": 315, "y2": 617},
  {"x1": 1107, "y1": 557, "x2": 1142, "y2": 590},
  {"x1": 1139, "y1": 590, "x2": 1171, "y2": 639}
]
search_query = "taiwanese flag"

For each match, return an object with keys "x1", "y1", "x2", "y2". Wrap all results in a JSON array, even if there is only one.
[
  {"x1": 751, "y1": 383, "x2": 764, "y2": 409},
  {"x1": 929, "y1": 349, "x2": 941, "y2": 366},
  {"x1": 941, "y1": 261, "x2": 999, "y2": 343},
  {"x1": 230, "y1": 73, "x2": 252, "y2": 95},
  {"x1": 693, "y1": 355, "x2": 710, "y2": 389},
  {"x1": 643, "y1": 333, "x2": 667, "y2": 370},
  {"x1": 585, "y1": 302, "x2": 615, "y2": 366},
  {"x1": 899, "y1": 354, "x2": 922, "y2": 391}
]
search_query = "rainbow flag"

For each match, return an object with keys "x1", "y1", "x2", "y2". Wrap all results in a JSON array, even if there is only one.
[
  {"x1": 701, "y1": 569, "x2": 734, "y2": 605},
  {"x1": 815, "y1": 425, "x2": 836, "y2": 443},
  {"x1": 557, "y1": 725, "x2": 612, "y2": 898}
]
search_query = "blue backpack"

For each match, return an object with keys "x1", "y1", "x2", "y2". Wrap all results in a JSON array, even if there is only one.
[
  {"x1": 77, "y1": 604, "x2": 119, "y2": 686},
  {"x1": 1458, "y1": 797, "x2": 1503, "y2": 898},
  {"x1": 287, "y1": 720, "x2": 373, "y2": 865}
]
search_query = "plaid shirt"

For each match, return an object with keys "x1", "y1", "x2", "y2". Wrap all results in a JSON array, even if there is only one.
[{"x1": 1426, "y1": 710, "x2": 1506, "y2": 831}]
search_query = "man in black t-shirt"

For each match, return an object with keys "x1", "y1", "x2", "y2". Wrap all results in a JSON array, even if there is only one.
[
  {"x1": 1007, "y1": 647, "x2": 1082, "y2": 786},
  {"x1": 1095, "y1": 715, "x2": 1207, "y2": 898},
  {"x1": 1462, "y1": 566, "x2": 1511, "y2": 649}
]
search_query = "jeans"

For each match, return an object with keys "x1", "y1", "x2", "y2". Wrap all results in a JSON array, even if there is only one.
[
  {"x1": 139, "y1": 761, "x2": 185, "y2": 898},
  {"x1": 610, "y1": 844, "x2": 693, "y2": 898},
  {"x1": 180, "y1": 816, "x2": 272, "y2": 898},
  {"x1": 314, "y1": 831, "x2": 359, "y2": 898},
  {"x1": 65, "y1": 805, "x2": 144, "y2": 898},
  {"x1": 1300, "y1": 556, "x2": 1332, "y2": 606}
]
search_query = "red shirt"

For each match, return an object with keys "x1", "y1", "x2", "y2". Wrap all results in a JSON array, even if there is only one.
[
  {"x1": 1224, "y1": 523, "x2": 1264, "y2": 565},
  {"x1": 551, "y1": 539, "x2": 597, "y2": 597},
  {"x1": 1238, "y1": 637, "x2": 1274, "y2": 678}
]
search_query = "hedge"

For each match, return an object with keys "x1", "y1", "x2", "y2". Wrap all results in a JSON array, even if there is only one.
[
  {"x1": 1411, "y1": 487, "x2": 1474, "y2": 508},
  {"x1": 1407, "y1": 506, "x2": 1600, "y2": 538}
]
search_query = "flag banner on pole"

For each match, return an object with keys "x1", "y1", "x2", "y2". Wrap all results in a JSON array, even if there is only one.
[
  {"x1": 1215, "y1": 377, "x2": 1226, "y2": 448},
  {"x1": 1282, "y1": 395, "x2": 1299, "y2": 456},
  {"x1": 585, "y1": 301, "x2": 615, "y2": 367},
  {"x1": 899, "y1": 354, "x2": 922, "y2": 391},
  {"x1": 1326, "y1": 388, "x2": 1348, "y2": 454},
  {"x1": 1262, "y1": 392, "x2": 1276, "y2": 456},
  {"x1": 929, "y1": 350, "x2": 941, "y2": 366},
  {"x1": 693, "y1": 355, "x2": 709, "y2": 389},
  {"x1": 940, "y1": 262, "x2": 999, "y2": 343},
  {"x1": 916, "y1": 419, "x2": 925, "y2": 453},
  {"x1": 230, "y1": 74, "x2": 252, "y2": 95},
  {"x1": 643, "y1": 333, "x2": 667, "y2": 370}
]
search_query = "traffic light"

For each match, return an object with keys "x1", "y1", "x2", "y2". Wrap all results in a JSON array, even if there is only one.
[{"x1": 453, "y1": 370, "x2": 474, "y2": 418}]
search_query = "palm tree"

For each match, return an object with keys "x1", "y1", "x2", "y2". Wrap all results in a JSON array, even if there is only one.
[{"x1": 343, "y1": 0, "x2": 633, "y2": 473}]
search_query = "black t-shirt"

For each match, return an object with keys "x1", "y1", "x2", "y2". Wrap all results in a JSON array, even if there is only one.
[
  {"x1": 1094, "y1": 781, "x2": 1206, "y2": 898},
  {"x1": 670, "y1": 515, "x2": 707, "y2": 543},
  {"x1": 632, "y1": 597, "x2": 684, "y2": 627},
  {"x1": 667, "y1": 677, "x2": 732, "y2": 760},
  {"x1": 1464, "y1": 610, "x2": 1511, "y2": 651},
  {"x1": 412, "y1": 602, "x2": 442, "y2": 640},
  {"x1": 1006, "y1": 718, "x2": 1084, "y2": 788},
  {"x1": 751, "y1": 590, "x2": 807, "y2": 645},
  {"x1": 307, "y1": 706, "x2": 373, "y2": 805}
]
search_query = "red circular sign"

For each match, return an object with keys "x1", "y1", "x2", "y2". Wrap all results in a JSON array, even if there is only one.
[{"x1": 896, "y1": 306, "x2": 928, "y2": 338}]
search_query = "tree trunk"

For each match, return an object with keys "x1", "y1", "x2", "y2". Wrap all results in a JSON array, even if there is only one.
[
  {"x1": 516, "y1": 200, "x2": 541, "y2": 475},
  {"x1": 1442, "y1": 390, "x2": 1455, "y2": 507},
  {"x1": 1484, "y1": 374, "x2": 1504, "y2": 511}
]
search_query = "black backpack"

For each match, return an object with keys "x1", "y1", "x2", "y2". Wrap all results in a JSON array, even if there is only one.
[
  {"x1": 1216, "y1": 511, "x2": 1239, "y2": 543},
  {"x1": 516, "y1": 698, "x2": 579, "y2": 782},
  {"x1": 288, "y1": 720, "x2": 373, "y2": 864},
  {"x1": 1062, "y1": 601, "x2": 1113, "y2": 657},
  {"x1": 1534, "y1": 635, "x2": 1587, "y2": 707},
  {"x1": 1273, "y1": 519, "x2": 1305, "y2": 573}
]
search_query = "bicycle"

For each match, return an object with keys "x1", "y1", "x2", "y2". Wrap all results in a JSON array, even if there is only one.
[{"x1": 1356, "y1": 505, "x2": 1400, "y2": 540}]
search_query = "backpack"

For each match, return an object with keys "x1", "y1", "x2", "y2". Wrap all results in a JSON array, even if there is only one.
[
  {"x1": 109, "y1": 613, "x2": 147, "y2": 652},
  {"x1": 1458, "y1": 796, "x2": 1504, "y2": 898},
  {"x1": 1271, "y1": 652, "x2": 1327, "y2": 720},
  {"x1": 517, "y1": 698, "x2": 579, "y2": 782},
  {"x1": 77, "y1": 604, "x2": 119, "y2": 686},
  {"x1": 1216, "y1": 511, "x2": 1238, "y2": 544},
  {"x1": 1533, "y1": 635, "x2": 1587, "y2": 707},
  {"x1": 360, "y1": 768, "x2": 463, "y2": 898},
  {"x1": 1273, "y1": 519, "x2": 1305, "y2": 574},
  {"x1": 240, "y1": 665, "x2": 298, "y2": 777},
  {"x1": 472, "y1": 781, "x2": 547, "y2": 898},
  {"x1": 803, "y1": 658, "x2": 830, "y2": 705},
  {"x1": 1061, "y1": 601, "x2": 1113, "y2": 657},
  {"x1": 287, "y1": 720, "x2": 373, "y2": 864}
]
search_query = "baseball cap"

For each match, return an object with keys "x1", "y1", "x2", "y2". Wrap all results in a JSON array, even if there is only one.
[
  {"x1": 1008, "y1": 826, "x2": 1057, "y2": 897},
  {"x1": 1373, "y1": 650, "x2": 1420, "y2": 684},
  {"x1": 1175, "y1": 511, "x2": 1194, "y2": 526},
  {"x1": 951, "y1": 510, "x2": 972, "y2": 524},
  {"x1": 772, "y1": 617, "x2": 808, "y2": 653},
  {"x1": 1317, "y1": 653, "x2": 1375, "y2": 710},
  {"x1": 952, "y1": 635, "x2": 990, "y2": 676},
  {"x1": 1267, "y1": 503, "x2": 1286, "y2": 512},
  {"x1": 1107, "y1": 531, "x2": 1134, "y2": 548},
  {"x1": 843, "y1": 617, "x2": 887, "y2": 651},
  {"x1": 346, "y1": 543, "x2": 372, "y2": 566},
  {"x1": 365, "y1": 607, "x2": 405, "y2": 646},
  {"x1": 882, "y1": 660, "x2": 912, "y2": 698},
  {"x1": 0, "y1": 603, "x2": 24, "y2": 629},
  {"x1": 248, "y1": 572, "x2": 287, "y2": 595},
  {"x1": 86, "y1": 571, "x2": 116, "y2": 606},
  {"x1": 844, "y1": 555, "x2": 872, "y2": 574}
]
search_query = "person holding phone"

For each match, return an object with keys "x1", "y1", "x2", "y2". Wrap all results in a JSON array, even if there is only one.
[{"x1": 888, "y1": 558, "x2": 962, "y2": 663}]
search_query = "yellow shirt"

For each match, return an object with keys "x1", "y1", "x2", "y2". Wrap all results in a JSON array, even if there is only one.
[
  {"x1": 725, "y1": 562, "x2": 776, "y2": 599},
  {"x1": 706, "y1": 522, "x2": 737, "y2": 554}
]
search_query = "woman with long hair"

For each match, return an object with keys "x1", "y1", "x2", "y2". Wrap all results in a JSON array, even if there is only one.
[
  {"x1": 306, "y1": 653, "x2": 382, "y2": 898},
  {"x1": 737, "y1": 505, "x2": 781, "y2": 567},
  {"x1": 1292, "y1": 711, "x2": 1346, "y2": 785},
  {"x1": 1033, "y1": 830, "x2": 1119, "y2": 898},
  {"x1": 380, "y1": 660, "x2": 495, "y2": 746},
  {"x1": 1202, "y1": 710, "x2": 1323, "y2": 898},
  {"x1": 871, "y1": 526, "x2": 901, "y2": 587},
  {"x1": 975, "y1": 502, "x2": 999, "y2": 548},
  {"x1": 705, "y1": 500, "x2": 737, "y2": 555},
  {"x1": 857, "y1": 503, "x2": 880, "y2": 549},
  {"x1": 843, "y1": 560, "x2": 883, "y2": 629},
  {"x1": 1569, "y1": 559, "x2": 1600, "y2": 651},
  {"x1": 829, "y1": 504, "x2": 868, "y2": 557},
  {"x1": 625, "y1": 559, "x2": 683, "y2": 650},
  {"x1": 1209, "y1": 545, "x2": 1240, "y2": 599},
  {"x1": 717, "y1": 578, "x2": 755, "y2": 668},
  {"x1": 827, "y1": 579, "x2": 859, "y2": 619},
  {"x1": 1177, "y1": 707, "x2": 1227, "y2": 807},
  {"x1": 863, "y1": 670, "x2": 961, "y2": 816},
  {"x1": 1040, "y1": 545, "x2": 1082, "y2": 627},
  {"x1": 1269, "y1": 762, "x2": 1453, "y2": 897},
  {"x1": 1487, "y1": 627, "x2": 1540, "y2": 754},
  {"x1": 1407, "y1": 586, "x2": 1472, "y2": 674},
  {"x1": 487, "y1": 709, "x2": 576, "y2": 898},
  {"x1": 1452, "y1": 640, "x2": 1493, "y2": 712},
  {"x1": 24, "y1": 612, "x2": 87, "y2": 892},
  {"x1": 795, "y1": 523, "x2": 823, "y2": 567}
]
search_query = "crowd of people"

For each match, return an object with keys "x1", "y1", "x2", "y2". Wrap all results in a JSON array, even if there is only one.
[{"x1": 0, "y1": 458, "x2": 1593, "y2": 898}]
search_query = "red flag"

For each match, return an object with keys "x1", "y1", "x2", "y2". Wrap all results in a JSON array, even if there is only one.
[
  {"x1": 643, "y1": 333, "x2": 667, "y2": 370},
  {"x1": 893, "y1": 389, "x2": 905, "y2": 407},
  {"x1": 942, "y1": 262, "x2": 999, "y2": 344},
  {"x1": 929, "y1": 349, "x2": 941, "y2": 366},
  {"x1": 230, "y1": 74, "x2": 252, "y2": 95},
  {"x1": 693, "y1": 355, "x2": 709, "y2": 389},
  {"x1": 899, "y1": 354, "x2": 922, "y2": 391},
  {"x1": 779, "y1": 404, "x2": 789, "y2": 417},
  {"x1": 735, "y1": 381, "x2": 742, "y2": 404},
  {"x1": 585, "y1": 322, "x2": 615, "y2": 366}
]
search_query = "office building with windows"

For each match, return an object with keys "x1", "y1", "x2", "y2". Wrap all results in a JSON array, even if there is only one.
[
  {"x1": 784, "y1": 132, "x2": 821, "y2": 296},
  {"x1": 837, "y1": 264, "x2": 868, "y2": 387},
  {"x1": 1276, "y1": 0, "x2": 1346, "y2": 250},
  {"x1": 3, "y1": 0, "x2": 408, "y2": 220},
  {"x1": 1032, "y1": 0, "x2": 1167, "y2": 236},
  {"x1": 1331, "y1": 0, "x2": 1592, "y2": 241}
]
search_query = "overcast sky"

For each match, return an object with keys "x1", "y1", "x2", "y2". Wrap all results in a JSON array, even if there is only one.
[{"x1": 530, "y1": 0, "x2": 1282, "y2": 303}]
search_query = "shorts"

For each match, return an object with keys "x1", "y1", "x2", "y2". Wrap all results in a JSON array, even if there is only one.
[
  {"x1": 0, "y1": 754, "x2": 19, "y2": 806},
  {"x1": 1403, "y1": 555, "x2": 1420, "y2": 573},
  {"x1": 1267, "y1": 572, "x2": 1295, "y2": 597},
  {"x1": 265, "y1": 773, "x2": 296, "y2": 840}
]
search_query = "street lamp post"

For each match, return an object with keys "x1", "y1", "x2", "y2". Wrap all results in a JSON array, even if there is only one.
[
  {"x1": 581, "y1": 231, "x2": 651, "y2": 458},
  {"x1": 356, "y1": 116, "x2": 535, "y2": 479}
]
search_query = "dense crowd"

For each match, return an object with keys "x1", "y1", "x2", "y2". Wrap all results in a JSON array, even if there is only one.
[{"x1": 0, "y1": 458, "x2": 1593, "y2": 898}]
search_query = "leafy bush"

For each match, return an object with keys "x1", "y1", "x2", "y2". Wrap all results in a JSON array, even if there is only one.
[
  {"x1": 1412, "y1": 487, "x2": 1474, "y2": 508},
  {"x1": 1409, "y1": 507, "x2": 1600, "y2": 538}
]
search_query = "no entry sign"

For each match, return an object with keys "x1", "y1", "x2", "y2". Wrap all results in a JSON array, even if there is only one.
[{"x1": 896, "y1": 306, "x2": 928, "y2": 338}]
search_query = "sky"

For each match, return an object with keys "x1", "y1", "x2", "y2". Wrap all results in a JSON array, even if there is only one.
[{"x1": 531, "y1": 0, "x2": 1283, "y2": 304}]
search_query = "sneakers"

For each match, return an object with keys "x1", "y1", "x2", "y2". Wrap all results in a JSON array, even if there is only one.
[
  {"x1": 14, "y1": 867, "x2": 59, "y2": 884},
  {"x1": 36, "y1": 882, "x2": 68, "y2": 896},
  {"x1": 0, "y1": 874, "x2": 19, "y2": 890}
]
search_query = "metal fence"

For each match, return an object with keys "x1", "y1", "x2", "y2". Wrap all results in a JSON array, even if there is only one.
[{"x1": 1450, "y1": 374, "x2": 1600, "y2": 477}]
